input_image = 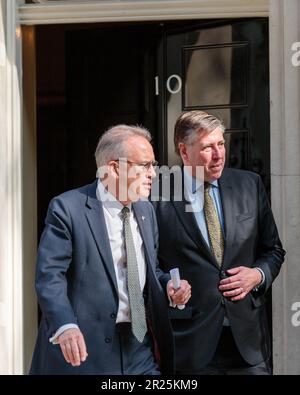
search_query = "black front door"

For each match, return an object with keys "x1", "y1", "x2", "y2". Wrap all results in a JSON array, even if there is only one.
[
  {"x1": 65, "y1": 25, "x2": 161, "y2": 189},
  {"x1": 158, "y1": 18, "x2": 270, "y2": 193},
  {"x1": 36, "y1": 19, "x2": 270, "y2": 231}
]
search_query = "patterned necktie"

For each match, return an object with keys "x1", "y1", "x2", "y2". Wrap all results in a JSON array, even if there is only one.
[
  {"x1": 120, "y1": 206, "x2": 147, "y2": 343},
  {"x1": 204, "y1": 183, "x2": 224, "y2": 266}
]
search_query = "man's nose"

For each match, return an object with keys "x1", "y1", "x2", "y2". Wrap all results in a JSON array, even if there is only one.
[
  {"x1": 146, "y1": 163, "x2": 156, "y2": 178},
  {"x1": 149, "y1": 165, "x2": 156, "y2": 178},
  {"x1": 212, "y1": 146, "x2": 223, "y2": 159}
]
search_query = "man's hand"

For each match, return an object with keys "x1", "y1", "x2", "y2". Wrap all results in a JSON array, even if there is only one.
[
  {"x1": 57, "y1": 328, "x2": 88, "y2": 367},
  {"x1": 218, "y1": 266, "x2": 262, "y2": 301},
  {"x1": 167, "y1": 279, "x2": 191, "y2": 305}
]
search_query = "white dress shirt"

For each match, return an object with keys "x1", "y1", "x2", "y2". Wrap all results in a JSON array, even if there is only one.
[
  {"x1": 96, "y1": 180, "x2": 146, "y2": 322},
  {"x1": 49, "y1": 180, "x2": 147, "y2": 343}
]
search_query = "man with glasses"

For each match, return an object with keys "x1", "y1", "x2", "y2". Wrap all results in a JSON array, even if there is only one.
[{"x1": 30, "y1": 124, "x2": 191, "y2": 375}]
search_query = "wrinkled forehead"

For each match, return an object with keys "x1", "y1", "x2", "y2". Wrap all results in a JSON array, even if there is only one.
[
  {"x1": 195, "y1": 126, "x2": 225, "y2": 143},
  {"x1": 123, "y1": 136, "x2": 154, "y2": 159}
]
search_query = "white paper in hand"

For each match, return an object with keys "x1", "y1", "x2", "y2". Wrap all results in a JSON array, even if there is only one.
[{"x1": 170, "y1": 268, "x2": 185, "y2": 310}]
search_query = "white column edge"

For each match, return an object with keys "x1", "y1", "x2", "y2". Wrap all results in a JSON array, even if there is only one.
[{"x1": 6, "y1": 0, "x2": 24, "y2": 375}]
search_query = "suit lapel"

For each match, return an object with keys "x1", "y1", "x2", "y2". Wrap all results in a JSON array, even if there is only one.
[
  {"x1": 85, "y1": 181, "x2": 119, "y2": 297},
  {"x1": 171, "y1": 170, "x2": 215, "y2": 263},
  {"x1": 172, "y1": 198, "x2": 217, "y2": 266},
  {"x1": 219, "y1": 169, "x2": 235, "y2": 267}
]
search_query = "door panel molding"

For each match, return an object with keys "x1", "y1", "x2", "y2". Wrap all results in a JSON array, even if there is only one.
[{"x1": 19, "y1": 0, "x2": 269, "y2": 25}]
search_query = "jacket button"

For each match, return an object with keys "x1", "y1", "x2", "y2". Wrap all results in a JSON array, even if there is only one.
[
  {"x1": 105, "y1": 337, "x2": 111, "y2": 343},
  {"x1": 110, "y1": 313, "x2": 116, "y2": 319},
  {"x1": 220, "y1": 270, "x2": 227, "y2": 279}
]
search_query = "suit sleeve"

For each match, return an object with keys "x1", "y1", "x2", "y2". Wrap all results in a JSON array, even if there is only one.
[
  {"x1": 253, "y1": 175, "x2": 285, "y2": 292},
  {"x1": 35, "y1": 197, "x2": 77, "y2": 336}
]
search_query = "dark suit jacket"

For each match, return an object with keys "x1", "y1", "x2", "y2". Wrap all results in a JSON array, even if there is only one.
[
  {"x1": 30, "y1": 180, "x2": 174, "y2": 375},
  {"x1": 154, "y1": 168, "x2": 285, "y2": 373}
]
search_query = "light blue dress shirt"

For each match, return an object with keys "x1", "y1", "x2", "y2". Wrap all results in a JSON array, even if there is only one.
[{"x1": 183, "y1": 168, "x2": 225, "y2": 248}]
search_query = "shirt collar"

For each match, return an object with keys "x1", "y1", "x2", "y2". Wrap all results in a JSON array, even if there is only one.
[
  {"x1": 210, "y1": 179, "x2": 219, "y2": 189},
  {"x1": 96, "y1": 179, "x2": 131, "y2": 218},
  {"x1": 183, "y1": 167, "x2": 219, "y2": 194}
]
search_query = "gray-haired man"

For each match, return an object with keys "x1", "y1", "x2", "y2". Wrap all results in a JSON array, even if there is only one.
[{"x1": 30, "y1": 124, "x2": 191, "y2": 375}]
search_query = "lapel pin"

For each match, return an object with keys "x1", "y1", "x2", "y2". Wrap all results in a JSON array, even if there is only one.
[{"x1": 141, "y1": 216, "x2": 146, "y2": 221}]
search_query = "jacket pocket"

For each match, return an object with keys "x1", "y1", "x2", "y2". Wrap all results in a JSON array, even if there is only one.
[
  {"x1": 168, "y1": 306, "x2": 193, "y2": 320},
  {"x1": 250, "y1": 293, "x2": 266, "y2": 308},
  {"x1": 236, "y1": 212, "x2": 254, "y2": 222}
]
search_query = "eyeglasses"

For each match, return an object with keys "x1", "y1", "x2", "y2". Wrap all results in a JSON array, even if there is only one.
[{"x1": 113, "y1": 159, "x2": 158, "y2": 171}]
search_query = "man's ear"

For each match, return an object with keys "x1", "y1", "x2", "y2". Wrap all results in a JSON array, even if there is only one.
[
  {"x1": 109, "y1": 160, "x2": 119, "y2": 177},
  {"x1": 178, "y1": 143, "x2": 188, "y2": 162}
]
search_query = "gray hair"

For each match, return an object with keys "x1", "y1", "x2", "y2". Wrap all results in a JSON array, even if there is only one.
[
  {"x1": 95, "y1": 124, "x2": 152, "y2": 167},
  {"x1": 174, "y1": 110, "x2": 225, "y2": 155}
]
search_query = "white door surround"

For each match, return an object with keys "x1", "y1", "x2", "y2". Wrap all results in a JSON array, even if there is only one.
[{"x1": 1, "y1": 0, "x2": 298, "y2": 374}]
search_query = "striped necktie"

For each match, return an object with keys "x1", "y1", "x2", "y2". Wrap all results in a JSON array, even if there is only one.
[{"x1": 120, "y1": 206, "x2": 147, "y2": 343}]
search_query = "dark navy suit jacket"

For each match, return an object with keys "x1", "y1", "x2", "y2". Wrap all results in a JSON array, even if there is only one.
[
  {"x1": 154, "y1": 168, "x2": 285, "y2": 373},
  {"x1": 30, "y1": 181, "x2": 174, "y2": 374}
]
